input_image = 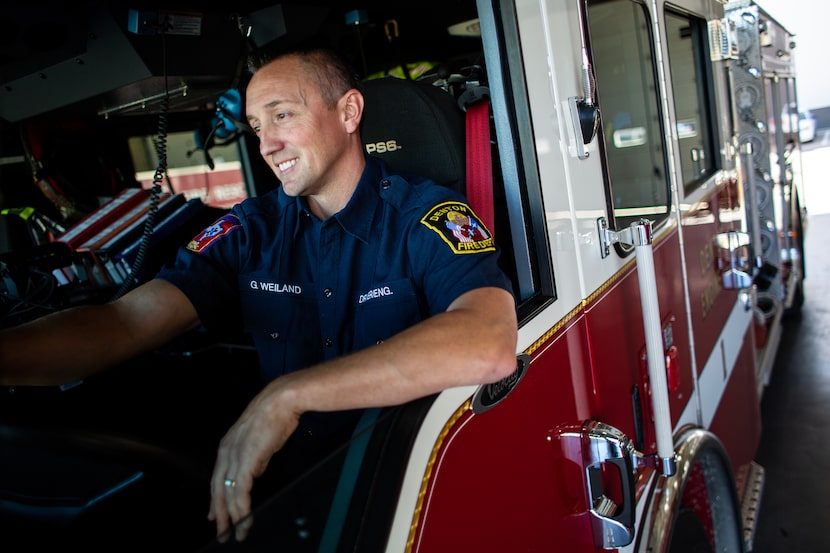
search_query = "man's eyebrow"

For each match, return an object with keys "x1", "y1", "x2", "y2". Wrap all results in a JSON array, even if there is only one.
[{"x1": 247, "y1": 99, "x2": 285, "y2": 122}]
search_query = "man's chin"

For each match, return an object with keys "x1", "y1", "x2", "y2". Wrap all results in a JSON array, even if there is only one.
[{"x1": 278, "y1": 180, "x2": 302, "y2": 196}]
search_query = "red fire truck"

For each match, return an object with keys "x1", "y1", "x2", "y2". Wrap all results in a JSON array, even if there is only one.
[{"x1": 0, "y1": 0, "x2": 807, "y2": 551}]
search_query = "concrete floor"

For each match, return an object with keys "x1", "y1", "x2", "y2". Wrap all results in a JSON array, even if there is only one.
[{"x1": 751, "y1": 212, "x2": 830, "y2": 553}]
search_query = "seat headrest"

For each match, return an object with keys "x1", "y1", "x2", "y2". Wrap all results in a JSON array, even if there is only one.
[{"x1": 360, "y1": 78, "x2": 466, "y2": 193}]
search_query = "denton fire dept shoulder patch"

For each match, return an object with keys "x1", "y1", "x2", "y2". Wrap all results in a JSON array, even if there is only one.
[
  {"x1": 420, "y1": 201, "x2": 495, "y2": 254},
  {"x1": 186, "y1": 214, "x2": 241, "y2": 254}
]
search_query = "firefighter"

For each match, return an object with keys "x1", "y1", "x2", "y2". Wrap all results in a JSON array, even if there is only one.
[{"x1": 0, "y1": 48, "x2": 518, "y2": 542}]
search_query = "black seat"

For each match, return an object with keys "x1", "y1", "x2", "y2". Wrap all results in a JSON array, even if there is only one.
[{"x1": 360, "y1": 77, "x2": 466, "y2": 194}]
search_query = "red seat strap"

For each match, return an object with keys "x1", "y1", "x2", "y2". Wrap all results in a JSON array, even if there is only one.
[{"x1": 465, "y1": 99, "x2": 495, "y2": 238}]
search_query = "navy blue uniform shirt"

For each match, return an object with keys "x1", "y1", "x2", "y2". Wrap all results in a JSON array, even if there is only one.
[{"x1": 157, "y1": 156, "x2": 512, "y2": 381}]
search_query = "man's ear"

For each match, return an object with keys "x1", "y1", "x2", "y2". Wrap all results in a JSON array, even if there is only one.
[{"x1": 341, "y1": 89, "x2": 364, "y2": 134}]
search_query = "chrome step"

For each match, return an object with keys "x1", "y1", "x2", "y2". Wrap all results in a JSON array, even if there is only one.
[{"x1": 736, "y1": 461, "x2": 765, "y2": 552}]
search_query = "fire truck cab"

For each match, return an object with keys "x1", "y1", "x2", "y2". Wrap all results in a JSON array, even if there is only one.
[{"x1": 0, "y1": 0, "x2": 807, "y2": 551}]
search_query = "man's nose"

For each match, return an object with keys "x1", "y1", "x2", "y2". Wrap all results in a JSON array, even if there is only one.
[{"x1": 258, "y1": 126, "x2": 284, "y2": 156}]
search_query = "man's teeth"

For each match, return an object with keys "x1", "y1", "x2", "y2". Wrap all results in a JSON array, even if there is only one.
[{"x1": 278, "y1": 159, "x2": 297, "y2": 172}]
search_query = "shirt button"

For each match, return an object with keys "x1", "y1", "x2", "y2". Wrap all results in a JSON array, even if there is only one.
[
  {"x1": 270, "y1": 331, "x2": 280, "y2": 340},
  {"x1": 381, "y1": 179, "x2": 391, "y2": 189},
  {"x1": 325, "y1": 338, "x2": 333, "y2": 347},
  {"x1": 323, "y1": 288, "x2": 333, "y2": 298}
]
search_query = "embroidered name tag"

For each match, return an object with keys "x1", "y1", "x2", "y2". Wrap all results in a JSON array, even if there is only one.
[
  {"x1": 358, "y1": 285, "x2": 394, "y2": 304},
  {"x1": 187, "y1": 214, "x2": 241, "y2": 254},
  {"x1": 249, "y1": 280, "x2": 302, "y2": 294},
  {"x1": 420, "y1": 201, "x2": 495, "y2": 254}
]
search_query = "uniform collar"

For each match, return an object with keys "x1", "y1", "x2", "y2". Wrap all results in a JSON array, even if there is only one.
[
  {"x1": 290, "y1": 156, "x2": 385, "y2": 243},
  {"x1": 335, "y1": 156, "x2": 385, "y2": 243}
]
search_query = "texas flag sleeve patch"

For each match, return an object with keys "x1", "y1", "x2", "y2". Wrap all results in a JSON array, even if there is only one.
[{"x1": 186, "y1": 214, "x2": 241, "y2": 254}]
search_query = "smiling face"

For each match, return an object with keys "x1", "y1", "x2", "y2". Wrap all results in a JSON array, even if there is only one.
[{"x1": 245, "y1": 54, "x2": 365, "y2": 216}]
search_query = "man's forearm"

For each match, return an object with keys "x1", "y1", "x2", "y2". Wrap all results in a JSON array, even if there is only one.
[
  {"x1": 0, "y1": 304, "x2": 125, "y2": 385},
  {"x1": 268, "y1": 287, "x2": 518, "y2": 416},
  {"x1": 0, "y1": 279, "x2": 201, "y2": 387}
]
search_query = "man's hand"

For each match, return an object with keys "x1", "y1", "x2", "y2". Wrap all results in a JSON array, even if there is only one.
[{"x1": 207, "y1": 382, "x2": 301, "y2": 542}]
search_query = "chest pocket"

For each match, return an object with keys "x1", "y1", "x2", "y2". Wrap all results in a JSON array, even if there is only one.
[
  {"x1": 240, "y1": 281, "x2": 319, "y2": 379},
  {"x1": 352, "y1": 278, "x2": 423, "y2": 349}
]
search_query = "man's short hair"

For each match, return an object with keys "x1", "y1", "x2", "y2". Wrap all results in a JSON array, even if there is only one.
[{"x1": 247, "y1": 47, "x2": 363, "y2": 109}]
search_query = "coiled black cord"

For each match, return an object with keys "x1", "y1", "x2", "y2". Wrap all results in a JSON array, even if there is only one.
[{"x1": 111, "y1": 29, "x2": 170, "y2": 301}]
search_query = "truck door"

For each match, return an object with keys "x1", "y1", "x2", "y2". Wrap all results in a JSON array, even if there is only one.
[{"x1": 395, "y1": 0, "x2": 698, "y2": 548}]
